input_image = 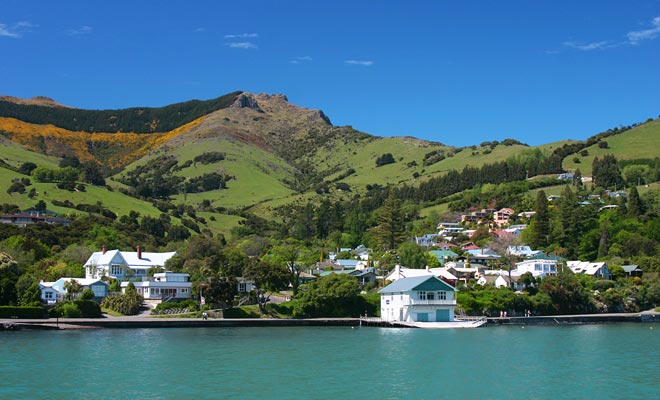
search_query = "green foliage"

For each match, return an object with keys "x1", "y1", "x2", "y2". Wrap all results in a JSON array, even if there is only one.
[
  {"x1": 398, "y1": 242, "x2": 427, "y2": 269},
  {"x1": 79, "y1": 288, "x2": 95, "y2": 301},
  {"x1": 0, "y1": 306, "x2": 47, "y2": 318},
  {"x1": 292, "y1": 274, "x2": 369, "y2": 318},
  {"x1": 101, "y1": 284, "x2": 143, "y2": 316},
  {"x1": 375, "y1": 153, "x2": 396, "y2": 167},
  {"x1": 193, "y1": 152, "x2": 226, "y2": 164}
]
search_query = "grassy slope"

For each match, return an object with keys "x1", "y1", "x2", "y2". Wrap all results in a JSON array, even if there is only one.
[
  {"x1": 0, "y1": 136, "x2": 59, "y2": 169},
  {"x1": 0, "y1": 167, "x2": 164, "y2": 217},
  {"x1": 562, "y1": 119, "x2": 660, "y2": 176}
]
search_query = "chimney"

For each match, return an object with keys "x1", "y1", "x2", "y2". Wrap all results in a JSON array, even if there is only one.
[
  {"x1": 137, "y1": 245, "x2": 142, "y2": 259},
  {"x1": 102, "y1": 244, "x2": 107, "y2": 255}
]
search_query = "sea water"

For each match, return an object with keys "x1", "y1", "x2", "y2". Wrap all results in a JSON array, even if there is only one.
[{"x1": 1, "y1": 324, "x2": 658, "y2": 399}]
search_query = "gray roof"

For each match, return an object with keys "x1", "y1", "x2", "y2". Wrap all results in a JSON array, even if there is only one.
[{"x1": 379, "y1": 275, "x2": 454, "y2": 294}]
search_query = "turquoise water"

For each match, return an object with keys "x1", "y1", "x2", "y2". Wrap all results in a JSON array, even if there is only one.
[{"x1": 1, "y1": 324, "x2": 658, "y2": 399}]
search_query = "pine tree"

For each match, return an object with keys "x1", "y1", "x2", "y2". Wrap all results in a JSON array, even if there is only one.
[
  {"x1": 628, "y1": 186, "x2": 641, "y2": 217},
  {"x1": 372, "y1": 192, "x2": 406, "y2": 251},
  {"x1": 528, "y1": 190, "x2": 550, "y2": 249}
]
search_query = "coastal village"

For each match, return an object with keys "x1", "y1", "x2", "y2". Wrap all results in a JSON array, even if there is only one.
[{"x1": 4, "y1": 175, "x2": 651, "y2": 329}]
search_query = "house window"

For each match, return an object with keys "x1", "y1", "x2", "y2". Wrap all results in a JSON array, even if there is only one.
[
  {"x1": 111, "y1": 264, "x2": 124, "y2": 275},
  {"x1": 44, "y1": 291, "x2": 53, "y2": 299},
  {"x1": 238, "y1": 282, "x2": 247, "y2": 292},
  {"x1": 534, "y1": 264, "x2": 542, "y2": 271},
  {"x1": 427, "y1": 292, "x2": 435, "y2": 300},
  {"x1": 438, "y1": 291, "x2": 447, "y2": 300},
  {"x1": 550, "y1": 265, "x2": 557, "y2": 272},
  {"x1": 419, "y1": 291, "x2": 426, "y2": 300},
  {"x1": 181, "y1": 288, "x2": 188, "y2": 293}
]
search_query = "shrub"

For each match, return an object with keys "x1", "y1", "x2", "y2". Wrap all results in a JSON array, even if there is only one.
[
  {"x1": 74, "y1": 300, "x2": 102, "y2": 318},
  {"x1": 375, "y1": 153, "x2": 395, "y2": 167},
  {"x1": 61, "y1": 302, "x2": 82, "y2": 318},
  {"x1": 0, "y1": 306, "x2": 47, "y2": 319}
]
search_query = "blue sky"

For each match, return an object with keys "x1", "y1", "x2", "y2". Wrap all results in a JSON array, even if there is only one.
[{"x1": 1, "y1": 1, "x2": 659, "y2": 146}]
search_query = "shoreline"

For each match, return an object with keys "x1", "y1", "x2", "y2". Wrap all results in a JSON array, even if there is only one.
[{"x1": 2, "y1": 310, "x2": 659, "y2": 330}]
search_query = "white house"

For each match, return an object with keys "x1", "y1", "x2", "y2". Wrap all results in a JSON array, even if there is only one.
[
  {"x1": 84, "y1": 246, "x2": 177, "y2": 280},
  {"x1": 514, "y1": 258, "x2": 558, "y2": 277},
  {"x1": 385, "y1": 265, "x2": 458, "y2": 286},
  {"x1": 567, "y1": 261, "x2": 612, "y2": 280},
  {"x1": 39, "y1": 278, "x2": 109, "y2": 304},
  {"x1": 507, "y1": 245, "x2": 540, "y2": 258},
  {"x1": 379, "y1": 275, "x2": 457, "y2": 323},
  {"x1": 122, "y1": 272, "x2": 192, "y2": 301}
]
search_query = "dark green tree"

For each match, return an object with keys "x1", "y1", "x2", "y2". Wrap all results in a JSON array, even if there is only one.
[
  {"x1": 527, "y1": 190, "x2": 550, "y2": 249},
  {"x1": 293, "y1": 274, "x2": 363, "y2": 318},
  {"x1": 371, "y1": 192, "x2": 406, "y2": 251},
  {"x1": 628, "y1": 186, "x2": 641, "y2": 217},
  {"x1": 243, "y1": 258, "x2": 288, "y2": 312},
  {"x1": 398, "y1": 242, "x2": 428, "y2": 269}
]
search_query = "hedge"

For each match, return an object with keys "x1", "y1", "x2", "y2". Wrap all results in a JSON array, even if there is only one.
[{"x1": 0, "y1": 306, "x2": 48, "y2": 319}]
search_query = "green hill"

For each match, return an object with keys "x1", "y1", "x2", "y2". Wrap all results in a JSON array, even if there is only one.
[{"x1": 1, "y1": 91, "x2": 658, "y2": 238}]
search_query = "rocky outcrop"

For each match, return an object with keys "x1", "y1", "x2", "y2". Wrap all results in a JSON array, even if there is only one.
[{"x1": 231, "y1": 93, "x2": 264, "y2": 113}]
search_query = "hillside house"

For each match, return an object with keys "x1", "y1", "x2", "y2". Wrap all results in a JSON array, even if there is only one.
[
  {"x1": 567, "y1": 261, "x2": 612, "y2": 280},
  {"x1": 1, "y1": 211, "x2": 71, "y2": 227},
  {"x1": 84, "y1": 246, "x2": 177, "y2": 280},
  {"x1": 507, "y1": 245, "x2": 540, "y2": 258},
  {"x1": 39, "y1": 278, "x2": 109, "y2": 304},
  {"x1": 379, "y1": 275, "x2": 457, "y2": 323},
  {"x1": 514, "y1": 258, "x2": 558, "y2": 277},
  {"x1": 493, "y1": 208, "x2": 515, "y2": 227}
]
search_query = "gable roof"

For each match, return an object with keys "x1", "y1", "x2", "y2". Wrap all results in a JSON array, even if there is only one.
[
  {"x1": 379, "y1": 275, "x2": 455, "y2": 294},
  {"x1": 84, "y1": 250, "x2": 177, "y2": 268}
]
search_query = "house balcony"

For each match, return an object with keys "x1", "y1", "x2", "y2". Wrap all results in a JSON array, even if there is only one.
[{"x1": 405, "y1": 299, "x2": 457, "y2": 306}]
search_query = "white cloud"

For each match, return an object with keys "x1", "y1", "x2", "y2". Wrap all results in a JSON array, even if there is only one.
[
  {"x1": 290, "y1": 56, "x2": 313, "y2": 64},
  {"x1": 226, "y1": 41, "x2": 258, "y2": 49},
  {"x1": 224, "y1": 33, "x2": 258, "y2": 39},
  {"x1": 67, "y1": 25, "x2": 93, "y2": 36},
  {"x1": 0, "y1": 21, "x2": 37, "y2": 38},
  {"x1": 562, "y1": 40, "x2": 613, "y2": 51},
  {"x1": 627, "y1": 16, "x2": 660, "y2": 44},
  {"x1": 345, "y1": 59, "x2": 374, "y2": 66}
]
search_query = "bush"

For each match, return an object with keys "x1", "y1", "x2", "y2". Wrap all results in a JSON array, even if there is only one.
[
  {"x1": 0, "y1": 306, "x2": 47, "y2": 319},
  {"x1": 101, "y1": 291, "x2": 143, "y2": 316},
  {"x1": 74, "y1": 300, "x2": 102, "y2": 318},
  {"x1": 61, "y1": 303, "x2": 82, "y2": 318},
  {"x1": 593, "y1": 280, "x2": 616, "y2": 291}
]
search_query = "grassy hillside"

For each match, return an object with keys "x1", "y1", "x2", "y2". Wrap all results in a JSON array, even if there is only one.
[{"x1": 562, "y1": 118, "x2": 660, "y2": 176}]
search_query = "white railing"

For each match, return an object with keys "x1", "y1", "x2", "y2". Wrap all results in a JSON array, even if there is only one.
[{"x1": 405, "y1": 299, "x2": 457, "y2": 306}]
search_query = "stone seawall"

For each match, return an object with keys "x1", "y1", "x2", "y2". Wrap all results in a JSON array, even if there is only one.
[
  {"x1": 487, "y1": 312, "x2": 659, "y2": 326},
  {"x1": 1, "y1": 318, "x2": 361, "y2": 330}
]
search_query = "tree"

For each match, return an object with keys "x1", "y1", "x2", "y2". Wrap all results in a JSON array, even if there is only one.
[
  {"x1": 628, "y1": 186, "x2": 641, "y2": 217},
  {"x1": 371, "y1": 192, "x2": 406, "y2": 251},
  {"x1": 0, "y1": 252, "x2": 19, "y2": 306},
  {"x1": 526, "y1": 190, "x2": 550, "y2": 249},
  {"x1": 19, "y1": 282, "x2": 42, "y2": 306},
  {"x1": 264, "y1": 240, "x2": 316, "y2": 295},
  {"x1": 79, "y1": 288, "x2": 95, "y2": 301},
  {"x1": 398, "y1": 242, "x2": 427, "y2": 269},
  {"x1": 243, "y1": 259, "x2": 288, "y2": 312},
  {"x1": 593, "y1": 155, "x2": 624, "y2": 189},
  {"x1": 293, "y1": 274, "x2": 364, "y2": 318},
  {"x1": 64, "y1": 279, "x2": 83, "y2": 300},
  {"x1": 488, "y1": 234, "x2": 521, "y2": 288},
  {"x1": 553, "y1": 186, "x2": 579, "y2": 258}
]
